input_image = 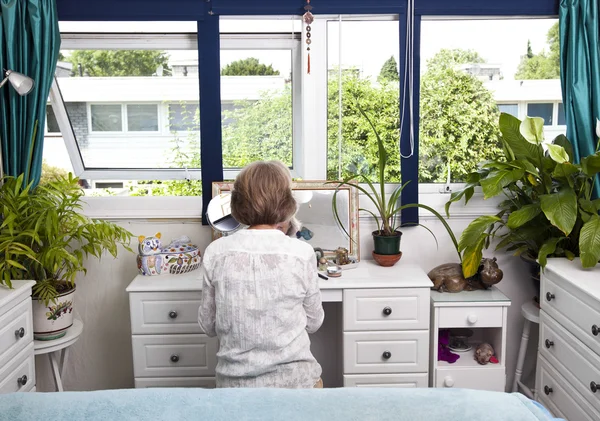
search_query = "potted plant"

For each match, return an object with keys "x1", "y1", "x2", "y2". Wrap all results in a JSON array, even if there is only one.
[
  {"x1": 0, "y1": 174, "x2": 132, "y2": 340},
  {"x1": 446, "y1": 113, "x2": 600, "y2": 291},
  {"x1": 331, "y1": 103, "x2": 460, "y2": 266}
]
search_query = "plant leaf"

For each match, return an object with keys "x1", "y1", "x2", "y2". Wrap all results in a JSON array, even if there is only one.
[
  {"x1": 540, "y1": 187, "x2": 578, "y2": 235},
  {"x1": 579, "y1": 214, "x2": 600, "y2": 268},
  {"x1": 519, "y1": 116, "x2": 545, "y2": 145},
  {"x1": 479, "y1": 168, "x2": 525, "y2": 199},
  {"x1": 538, "y1": 237, "x2": 561, "y2": 268},
  {"x1": 581, "y1": 152, "x2": 600, "y2": 177},
  {"x1": 547, "y1": 144, "x2": 570, "y2": 164},
  {"x1": 458, "y1": 215, "x2": 502, "y2": 252},
  {"x1": 552, "y1": 134, "x2": 574, "y2": 163},
  {"x1": 498, "y1": 113, "x2": 543, "y2": 166},
  {"x1": 462, "y1": 236, "x2": 485, "y2": 279},
  {"x1": 507, "y1": 204, "x2": 542, "y2": 229}
]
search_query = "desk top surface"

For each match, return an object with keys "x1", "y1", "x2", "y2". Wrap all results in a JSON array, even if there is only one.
[{"x1": 126, "y1": 260, "x2": 433, "y2": 293}]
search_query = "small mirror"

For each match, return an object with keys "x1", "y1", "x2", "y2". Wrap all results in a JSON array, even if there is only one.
[{"x1": 209, "y1": 181, "x2": 360, "y2": 260}]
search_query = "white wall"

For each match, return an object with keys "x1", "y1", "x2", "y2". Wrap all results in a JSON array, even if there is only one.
[{"x1": 35, "y1": 213, "x2": 538, "y2": 392}]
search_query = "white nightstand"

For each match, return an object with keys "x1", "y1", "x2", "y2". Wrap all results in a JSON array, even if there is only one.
[{"x1": 429, "y1": 287, "x2": 511, "y2": 391}]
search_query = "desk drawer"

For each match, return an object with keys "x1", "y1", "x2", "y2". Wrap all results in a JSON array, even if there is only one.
[
  {"x1": 343, "y1": 288, "x2": 429, "y2": 331},
  {"x1": 343, "y1": 330, "x2": 428, "y2": 374},
  {"x1": 540, "y1": 314, "x2": 600, "y2": 410},
  {"x1": 536, "y1": 356, "x2": 599, "y2": 421},
  {"x1": 435, "y1": 367, "x2": 505, "y2": 392},
  {"x1": 438, "y1": 306, "x2": 503, "y2": 328},
  {"x1": 130, "y1": 292, "x2": 202, "y2": 335},
  {"x1": 0, "y1": 343, "x2": 35, "y2": 394},
  {"x1": 0, "y1": 299, "x2": 33, "y2": 367},
  {"x1": 542, "y1": 277, "x2": 600, "y2": 353},
  {"x1": 344, "y1": 373, "x2": 428, "y2": 388},
  {"x1": 135, "y1": 377, "x2": 216, "y2": 388},
  {"x1": 132, "y1": 334, "x2": 217, "y2": 378}
]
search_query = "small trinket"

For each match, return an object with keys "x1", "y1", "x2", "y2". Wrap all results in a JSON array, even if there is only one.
[
  {"x1": 303, "y1": 0, "x2": 314, "y2": 74},
  {"x1": 474, "y1": 343, "x2": 498, "y2": 365},
  {"x1": 327, "y1": 265, "x2": 342, "y2": 278},
  {"x1": 335, "y1": 247, "x2": 350, "y2": 265},
  {"x1": 318, "y1": 257, "x2": 328, "y2": 271}
]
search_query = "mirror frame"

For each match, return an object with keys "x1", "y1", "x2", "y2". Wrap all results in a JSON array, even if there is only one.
[{"x1": 211, "y1": 180, "x2": 360, "y2": 260}]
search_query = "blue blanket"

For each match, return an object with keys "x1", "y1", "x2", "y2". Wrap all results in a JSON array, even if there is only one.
[{"x1": 0, "y1": 387, "x2": 557, "y2": 421}]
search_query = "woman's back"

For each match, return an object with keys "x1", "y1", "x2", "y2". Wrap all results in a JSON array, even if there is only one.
[{"x1": 199, "y1": 229, "x2": 323, "y2": 388}]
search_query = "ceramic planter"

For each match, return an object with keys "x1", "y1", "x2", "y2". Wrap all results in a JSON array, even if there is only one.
[
  {"x1": 32, "y1": 284, "x2": 75, "y2": 341},
  {"x1": 372, "y1": 230, "x2": 402, "y2": 256}
]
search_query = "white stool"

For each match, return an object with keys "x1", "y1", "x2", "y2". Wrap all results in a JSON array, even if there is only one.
[
  {"x1": 34, "y1": 319, "x2": 84, "y2": 392},
  {"x1": 512, "y1": 301, "x2": 539, "y2": 398}
]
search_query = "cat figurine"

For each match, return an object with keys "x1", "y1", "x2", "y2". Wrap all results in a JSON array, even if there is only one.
[{"x1": 137, "y1": 233, "x2": 201, "y2": 276}]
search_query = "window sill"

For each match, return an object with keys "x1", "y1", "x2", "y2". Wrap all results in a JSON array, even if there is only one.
[{"x1": 82, "y1": 196, "x2": 203, "y2": 220}]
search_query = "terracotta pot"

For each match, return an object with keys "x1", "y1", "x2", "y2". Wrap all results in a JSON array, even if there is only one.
[
  {"x1": 32, "y1": 283, "x2": 75, "y2": 341},
  {"x1": 372, "y1": 251, "x2": 402, "y2": 267},
  {"x1": 372, "y1": 230, "x2": 402, "y2": 255}
]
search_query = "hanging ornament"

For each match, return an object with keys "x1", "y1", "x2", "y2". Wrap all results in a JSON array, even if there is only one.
[{"x1": 303, "y1": 0, "x2": 314, "y2": 74}]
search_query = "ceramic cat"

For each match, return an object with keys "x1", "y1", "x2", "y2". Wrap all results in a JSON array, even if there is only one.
[{"x1": 137, "y1": 233, "x2": 201, "y2": 276}]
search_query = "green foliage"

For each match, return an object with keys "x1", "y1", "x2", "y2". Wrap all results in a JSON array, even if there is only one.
[
  {"x1": 515, "y1": 22, "x2": 560, "y2": 80},
  {"x1": 0, "y1": 174, "x2": 133, "y2": 304},
  {"x1": 378, "y1": 56, "x2": 399, "y2": 82},
  {"x1": 67, "y1": 50, "x2": 171, "y2": 77},
  {"x1": 329, "y1": 102, "x2": 460, "y2": 261},
  {"x1": 40, "y1": 161, "x2": 69, "y2": 185},
  {"x1": 420, "y1": 49, "x2": 503, "y2": 183},
  {"x1": 221, "y1": 58, "x2": 280, "y2": 76},
  {"x1": 447, "y1": 113, "x2": 600, "y2": 277}
]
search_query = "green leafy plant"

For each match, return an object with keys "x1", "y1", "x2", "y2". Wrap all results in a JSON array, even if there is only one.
[
  {"x1": 0, "y1": 174, "x2": 133, "y2": 304},
  {"x1": 330, "y1": 101, "x2": 461, "y2": 259},
  {"x1": 447, "y1": 113, "x2": 600, "y2": 278}
]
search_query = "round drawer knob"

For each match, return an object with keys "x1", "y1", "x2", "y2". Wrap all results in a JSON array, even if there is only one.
[
  {"x1": 382, "y1": 351, "x2": 392, "y2": 360},
  {"x1": 591, "y1": 381, "x2": 599, "y2": 393},
  {"x1": 443, "y1": 376, "x2": 454, "y2": 388},
  {"x1": 14, "y1": 327, "x2": 25, "y2": 339},
  {"x1": 546, "y1": 292, "x2": 555, "y2": 302},
  {"x1": 169, "y1": 311, "x2": 178, "y2": 319},
  {"x1": 545, "y1": 339, "x2": 554, "y2": 349},
  {"x1": 544, "y1": 385, "x2": 553, "y2": 395},
  {"x1": 17, "y1": 375, "x2": 27, "y2": 387},
  {"x1": 170, "y1": 354, "x2": 180, "y2": 363},
  {"x1": 467, "y1": 314, "x2": 478, "y2": 324},
  {"x1": 382, "y1": 307, "x2": 392, "y2": 316},
  {"x1": 592, "y1": 325, "x2": 599, "y2": 336}
]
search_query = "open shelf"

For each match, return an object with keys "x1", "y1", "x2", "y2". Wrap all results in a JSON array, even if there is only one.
[{"x1": 436, "y1": 344, "x2": 503, "y2": 368}]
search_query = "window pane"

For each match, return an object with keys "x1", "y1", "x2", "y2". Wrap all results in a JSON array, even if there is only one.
[
  {"x1": 558, "y1": 102, "x2": 566, "y2": 125},
  {"x1": 498, "y1": 103, "x2": 518, "y2": 117},
  {"x1": 527, "y1": 103, "x2": 553, "y2": 125},
  {"x1": 46, "y1": 105, "x2": 60, "y2": 133},
  {"x1": 169, "y1": 103, "x2": 199, "y2": 131},
  {"x1": 420, "y1": 18, "x2": 559, "y2": 182},
  {"x1": 327, "y1": 19, "x2": 400, "y2": 182},
  {"x1": 56, "y1": 46, "x2": 200, "y2": 171},
  {"x1": 91, "y1": 104, "x2": 122, "y2": 131},
  {"x1": 127, "y1": 104, "x2": 159, "y2": 131},
  {"x1": 220, "y1": 49, "x2": 293, "y2": 168}
]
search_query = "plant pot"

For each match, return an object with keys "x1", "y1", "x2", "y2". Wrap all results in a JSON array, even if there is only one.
[
  {"x1": 32, "y1": 283, "x2": 76, "y2": 341},
  {"x1": 372, "y1": 230, "x2": 402, "y2": 255},
  {"x1": 520, "y1": 252, "x2": 540, "y2": 299},
  {"x1": 372, "y1": 251, "x2": 403, "y2": 267}
]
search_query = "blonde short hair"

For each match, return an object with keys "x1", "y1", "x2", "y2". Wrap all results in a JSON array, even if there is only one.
[{"x1": 231, "y1": 160, "x2": 297, "y2": 226}]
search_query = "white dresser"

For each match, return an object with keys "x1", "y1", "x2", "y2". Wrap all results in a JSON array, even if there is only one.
[
  {"x1": 126, "y1": 261, "x2": 432, "y2": 388},
  {"x1": 536, "y1": 258, "x2": 600, "y2": 421},
  {"x1": 0, "y1": 280, "x2": 36, "y2": 393}
]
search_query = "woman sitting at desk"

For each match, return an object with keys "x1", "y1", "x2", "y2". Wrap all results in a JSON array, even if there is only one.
[{"x1": 198, "y1": 160, "x2": 325, "y2": 388}]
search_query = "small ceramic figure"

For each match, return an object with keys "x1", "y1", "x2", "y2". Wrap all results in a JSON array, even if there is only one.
[
  {"x1": 428, "y1": 258, "x2": 504, "y2": 293},
  {"x1": 318, "y1": 257, "x2": 328, "y2": 271},
  {"x1": 137, "y1": 233, "x2": 201, "y2": 276},
  {"x1": 335, "y1": 247, "x2": 350, "y2": 265},
  {"x1": 480, "y1": 257, "x2": 503, "y2": 287},
  {"x1": 474, "y1": 343, "x2": 498, "y2": 365}
]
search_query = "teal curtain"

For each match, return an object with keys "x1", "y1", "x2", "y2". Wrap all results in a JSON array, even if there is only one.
[
  {"x1": 0, "y1": 0, "x2": 60, "y2": 186},
  {"x1": 559, "y1": 0, "x2": 600, "y2": 199}
]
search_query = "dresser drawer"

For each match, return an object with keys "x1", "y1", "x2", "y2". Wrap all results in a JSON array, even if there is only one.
[
  {"x1": 130, "y1": 292, "x2": 202, "y2": 335},
  {"x1": 132, "y1": 334, "x2": 217, "y2": 378},
  {"x1": 542, "y1": 277, "x2": 600, "y2": 353},
  {"x1": 344, "y1": 373, "x2": 428, "y2": 388},
  {"x1": 0, "y1": 299, "x2": 33, "y2": 368},
  {"x1": 343, "y1": 330, "x2": 428, "y2": 374},
  {"x1": 343, "y1": 288, "x2": 429, "y2": 331},
  {"x1": 135, "y1": 377, "x2": 216, "y2": 388},
  {"x1": 540, "y1": 314, "x2": 600, "y2": 411},
  {"x1": 435, "y1": 367, "x2": 505, "y2": 392},
  {"x1": 536, "y1": 356, "x2": 599, "y2": 421},
  {"x1": 0, "y1": 343, "x2": 35, "y2": 394},
  {"x1": 438, "y1": 306, "x2": 503, "y2": 328}
]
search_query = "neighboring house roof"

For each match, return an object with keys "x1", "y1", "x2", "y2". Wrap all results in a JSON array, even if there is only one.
[
  {"x1": 56, "y1": 76, "x2": 287, "y2": 102},
  {"x1": 484, "y1": 79, "x2": 562, "y2": 102}
]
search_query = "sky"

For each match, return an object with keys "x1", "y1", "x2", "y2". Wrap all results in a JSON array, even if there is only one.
[{"x1": 60, "y1": 17, "x2": 557, "y2": 80}]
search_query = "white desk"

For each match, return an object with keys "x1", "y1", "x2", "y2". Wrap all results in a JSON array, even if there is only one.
[
  {"x1": 34, "y1": 319, "x2": 83, "y2": 392},
  {"x1": 126, "y1": 260, "x2": 432, "y2": 388}
]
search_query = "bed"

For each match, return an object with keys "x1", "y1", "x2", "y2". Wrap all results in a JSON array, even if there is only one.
[{"x1": 0, "y1": 387, "x2": 562, "y2": 421}]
